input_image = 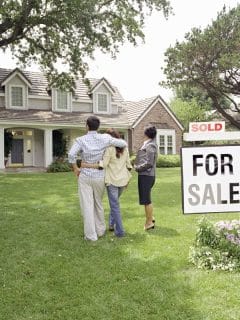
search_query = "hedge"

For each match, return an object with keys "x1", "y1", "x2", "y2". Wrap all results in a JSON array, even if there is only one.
[
  {"x1": 131, "y1": 154, "x2": 180, "y2": 168},
  {"x1": 47, "y1": 160, "x2": 72, "y2": 173}
]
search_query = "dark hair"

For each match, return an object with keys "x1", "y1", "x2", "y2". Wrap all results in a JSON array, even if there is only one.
[
  {"x1": 106, "y1": 128, "x2": 124, "y2": 158},
  {"x1": 86, "y1": 116, "x2": 100, "y2": 131},
  {"x1": 144, "y1": 126, "x2": 157, "y2": 140}
]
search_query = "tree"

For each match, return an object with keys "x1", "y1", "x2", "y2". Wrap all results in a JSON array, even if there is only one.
[
  {"x1": 175, "y1": 85, "x2": 230, "y2": 111},
  {"x1": 162, "y1": 5, "x2": 240, "y2": 129},
  {"x1": 170, "y1": 97, "x2": 209, "y2": 131},
  {"x1": 0, "y1": 0, "x2": 171, "y2": 89}
]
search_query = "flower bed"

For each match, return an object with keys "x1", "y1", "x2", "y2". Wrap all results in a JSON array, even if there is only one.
[{"x1": 189, "y1": 218, "x2": 240, "y2": 271}]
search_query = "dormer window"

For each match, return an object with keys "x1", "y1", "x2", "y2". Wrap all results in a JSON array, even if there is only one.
[
  {"x1": 10, "y1": 85, "x2": 25, "y2": 108},
  {"x1": 52, "y1": 89, "x2": 72, "y2": 112},
  {"x1": 97, "y1": 93, "x2": 109, "y2": 113}
]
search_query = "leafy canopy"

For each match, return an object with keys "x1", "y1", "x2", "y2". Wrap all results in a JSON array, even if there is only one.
[
  {"x1": 162, "y1": 5, "x2": 240, "y2": 129},
  {"x1": 0, "y1": 0, "x2": 171, "y2": 89},
  {"x1": 170, "y1": 97, "x2": 209, "y2": 131}
]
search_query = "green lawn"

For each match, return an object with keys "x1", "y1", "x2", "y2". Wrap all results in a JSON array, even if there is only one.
[{"x1": 1, "y1": 168, "x2": 240, "y2": 320}]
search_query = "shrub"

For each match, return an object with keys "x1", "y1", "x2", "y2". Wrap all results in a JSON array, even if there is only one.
[
  {"x1": 156, "y1": 155, "x2": 181, "y2": 167},
  {"x1": 47, "y1": 160, "x2": 72, "y2": 173},
  {"x1": 130, "y1": 155, "x2": 136, "y2": 166},
  {"x1": 130, "y1": 154, "x2": 181, "y2": 168},
  {"x1": 189, "y1": 218, "x2": 240, "y2": 271}
]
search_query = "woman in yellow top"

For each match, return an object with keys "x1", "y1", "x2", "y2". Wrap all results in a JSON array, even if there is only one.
[{"x1": 82, "y1": 128, "x2": 132, "y2": 237}]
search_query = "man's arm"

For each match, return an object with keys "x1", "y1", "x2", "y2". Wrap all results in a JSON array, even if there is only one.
[
  {"x1": 107, "y1": 135, "x2": 127, "y2": 148},
  {"x1": 68, "y1": 139, "x2": 82, "y2": 177}
]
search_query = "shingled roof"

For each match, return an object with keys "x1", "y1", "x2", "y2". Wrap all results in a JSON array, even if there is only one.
[
  {"x1": 0, "y1": 68, "x2": 123, "y2": 102},
  {"x1": 0, "y1": 108, "x2": 129, "y2": 128},
  {"x1": 123, "y1": 96, "x2": 184, "y2": 129},
  {"x1": 123, "y1": 96, "x2": 158, "y2": 126},
  {"x1": 0, "y1": 68, "x2": 182, "y2": 129}
]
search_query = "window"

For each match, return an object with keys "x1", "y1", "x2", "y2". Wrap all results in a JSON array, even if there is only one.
[
  {"x1": 167, "y1": 135, "x2": 173, "y2": 154},
  {"x1": 97, "y1": 93, "x2": 109, "y2": 113},
  {"x1": 157, "y1": 129, "x2": 176, "y2": 155},
  {"x1": 53, "y1": 89, "x2": 71, "y2": 112},
  {"x1": 57, "y1": 91, "x2": 68, "y2": 110},
  {"x1": 11, "y1": 86, "x2": 24, "y2": 107},
  {"x1": 159, "y1": 135, "x2": 165, "y2": 155}
]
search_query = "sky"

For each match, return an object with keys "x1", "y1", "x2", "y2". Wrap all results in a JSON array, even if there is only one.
[{"x1": 0, "y1": 0, "x2": 239, "y2": 102}]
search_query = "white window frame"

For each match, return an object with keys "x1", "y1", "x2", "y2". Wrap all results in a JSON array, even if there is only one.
[
  {"x1": 95, "y1": 92, "x2": 110, "y2": 114},
  {"x1": 156, "y1": 129, "x2": 176, "y2": 155},
  {"x1": 53, "y1": 89, "x2": 72, "y2": 112},
  {"x1": 10, "y1": 85, "x2": 26, "y2": 109}
]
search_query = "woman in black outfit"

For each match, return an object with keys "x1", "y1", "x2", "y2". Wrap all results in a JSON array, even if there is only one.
[{"x1": 134, "y1": 126, "x2": 157, "y2": 230}]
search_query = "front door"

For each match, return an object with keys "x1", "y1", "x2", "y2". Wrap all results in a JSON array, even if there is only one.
[{"x1": 11, "y1": 139, "x2": 23, "y2": 163}]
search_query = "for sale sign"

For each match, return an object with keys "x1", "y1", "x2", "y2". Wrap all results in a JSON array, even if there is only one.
[{"x1": 181, "y1": 145, "x2": 240, "y2": 214}]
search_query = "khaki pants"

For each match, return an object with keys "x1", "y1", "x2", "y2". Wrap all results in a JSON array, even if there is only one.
[{"x1": 78, "y1": 175, "x2": 106, "y2": 241}]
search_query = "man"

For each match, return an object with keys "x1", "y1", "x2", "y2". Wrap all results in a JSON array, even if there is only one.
[{"x1": 68, "y1": 116, "x2": 127, "y2": 241}]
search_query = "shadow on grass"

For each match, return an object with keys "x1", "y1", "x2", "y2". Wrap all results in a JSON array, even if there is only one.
[{"x1": 146, "y1": 225, "x2": 180, "y2": 238}]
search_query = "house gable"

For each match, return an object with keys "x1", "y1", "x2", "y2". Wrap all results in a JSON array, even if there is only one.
[
  {"x1": 1, "y1": 68, "x2": 32, "y2": 88},
  {"x1": 126, "y1": 96, "x2": 183, "y2": 154},
  {"x1": 89, "y1": 77, "x2": 115, "y2": 96},
  {"x1": 132, "y1": 96, "x2": 184, "y2": 130},
  {"x1": 1, "y1": 70, "x2": 31, "y2": 110},
  {"x1": 92, "y1": 82, "x2": 113, "y2": 114}
]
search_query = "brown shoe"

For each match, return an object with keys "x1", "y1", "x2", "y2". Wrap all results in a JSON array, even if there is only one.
[{"x1": 144, "y1": 223, "x2": 155, "y2": 231}]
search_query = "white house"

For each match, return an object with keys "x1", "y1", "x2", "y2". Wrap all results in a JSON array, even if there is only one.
[{"x1": 0, "y1": 68, "x2": 183, "y2": 169}]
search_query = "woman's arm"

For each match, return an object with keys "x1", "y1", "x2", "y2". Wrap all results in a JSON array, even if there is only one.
[{"x1": 135, "y1": 144, "x2": 157, "y2": 172}]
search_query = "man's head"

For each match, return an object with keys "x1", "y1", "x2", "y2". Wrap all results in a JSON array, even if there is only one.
[
  {"x1": 144, "y1": 126, "x2": 157, "y2": 140},
  {"x1": 86, "y1": 116, "x2": 100, "y2": 131}
]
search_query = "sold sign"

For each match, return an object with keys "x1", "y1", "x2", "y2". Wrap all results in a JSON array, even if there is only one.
[{"x1": 189, "y1": 121, "x2": 225, "y2": 133}]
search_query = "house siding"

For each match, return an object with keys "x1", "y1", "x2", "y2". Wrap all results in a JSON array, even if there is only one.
[
  {"x1": 29, "y1": 98, "x2": 51, "y2": 110},
  {"x1": 34, "y1": 129, "x2": 44, "y2": 166},
  {"x1": 132, "y1": 101, "x2": 182, "y2": 154},
  {"x1": 0, "y1": 96, "x2": 4, "y2": 108},
  {"x1": 72, "y1": 101, "x2": 92, "y2": 112}
]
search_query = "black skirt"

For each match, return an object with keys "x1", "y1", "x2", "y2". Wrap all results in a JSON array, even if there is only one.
[{"x1": 138, "y1": 175, "x2": 155, "y2": 205}]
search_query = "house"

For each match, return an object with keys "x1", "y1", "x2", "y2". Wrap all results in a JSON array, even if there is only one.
[{"x1": 0, "y1": 68, "x2": 183, "y2": 169}]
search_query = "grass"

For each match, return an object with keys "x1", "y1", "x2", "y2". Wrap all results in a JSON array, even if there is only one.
[{"x1": 1, "y1": 168, "x2": 240, "y2": 320}]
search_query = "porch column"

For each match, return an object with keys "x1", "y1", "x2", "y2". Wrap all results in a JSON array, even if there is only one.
[
  {"x1": 0, "y1": 128, "x2": 4, "y2": 169},
  {"x1": 44, "y1": 129, "x2": 53, "y2": 167}
]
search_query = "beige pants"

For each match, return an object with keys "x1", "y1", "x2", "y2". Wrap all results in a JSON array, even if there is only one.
[{"x1": 78, "y1": 175, "x2": 106, "y2": 241}]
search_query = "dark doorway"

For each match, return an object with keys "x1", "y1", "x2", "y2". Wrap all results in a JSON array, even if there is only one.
[{"x1": 11, "y1": 139, "x2": 23, "y2": 163}]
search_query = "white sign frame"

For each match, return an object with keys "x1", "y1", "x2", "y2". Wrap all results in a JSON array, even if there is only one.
[{"x1": 181, "y1": 145, "x2": 240, "y2": 214}]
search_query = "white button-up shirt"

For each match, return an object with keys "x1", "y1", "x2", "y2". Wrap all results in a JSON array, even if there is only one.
[{"x1": 68, "y1": 131, "x2": 127, "y2": 178}]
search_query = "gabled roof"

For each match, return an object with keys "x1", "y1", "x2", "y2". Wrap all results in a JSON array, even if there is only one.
[
  {"x1": 1, "y1": 67, "x2": 32, "y2": 88},
  {"x1": 0, "y1": 68, "x2": 183, "y2": 130},
  {"x1": 88, "y1": 77, "x2": 116, "y2": 95},
  {"x1": 0, "y1": 68, "x2": 123, "y2": 101},
  {"x1": 124, "y1": 95, "x2": 184, "y2": 130}
]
